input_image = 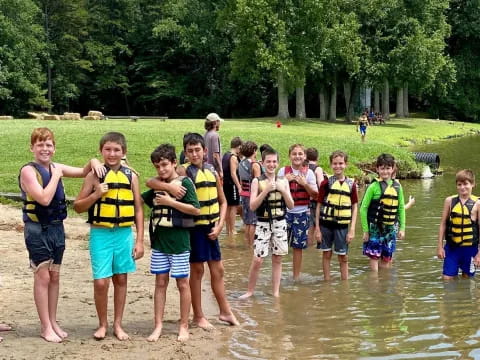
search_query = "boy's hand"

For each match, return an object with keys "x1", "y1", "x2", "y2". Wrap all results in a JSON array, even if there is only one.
[
  {"x1": 133, "y1": 242, "x2": 144, "y2": 260},
  {"x1": 474, "y1": 253, "x2": 480, "y2": 267},
  {"x1": 397, "y1": 230, "x2": 405, "y2": 240},
  {"x1": 437, "y1": 245, "x2": 445, "y2": 259},
  {"x1": 168, "y1": 182, "x2": 186, "y2": 199},
  {"x1": 208, "y1": 224, "x2": 222, "y2": 240},
  {"x1": 51, "y1": 165, "x2": 63, "y2": 179},
  {"x1": 90, "y1": 159, "x2": 106, "y2": 178},
  {"x1": 154, "y1": 192, "x2": 173, "y2": 206},
  {"x1": 346, "y1": 230, "x2": 354, "y2": 244},
  {"x1": 315, "y1": 227, "x2": 322, "y2": 244},
  {"x1": 296, "y1": 175, "x2": 307, "y2": 187},
  {"x1": 362, "y1": 232, "x2": 370, "y2": 243},
  {"x1": 285, "y1": 173, "x2": 296, "y2": 182},
  {"x1": 95, "y1": 182, "x2": 109, "y2": 198}
]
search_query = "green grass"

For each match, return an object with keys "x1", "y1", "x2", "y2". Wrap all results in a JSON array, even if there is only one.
[{"x1": 1, "y1": 117, "x2": 479, "y2": 197}]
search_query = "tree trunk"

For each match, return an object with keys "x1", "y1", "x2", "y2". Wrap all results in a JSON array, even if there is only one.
[
  {"x1": 344, "y1": 81, "x2": 358, "y2": 122},
  {"x1": 277, "y1": 73, "x2": 290, "y2": 119},
  {"x1": 374, "y1": 90, "x2": 380, "y2": 113},
  {"x1": 328, "y1": 80, "x2": 337, "y2": 122},
  {"x1": 44, "y1": 3, "x2": 52, "y2": 109},
  {"x1": 403, "y1": 83, "x2": 409, "y2": 118},
  {"x1": 382, "y1": 78, "x2": 390, "y2": 119},
  {"x1": 319, "y1": 85, "x2": 328, "y2": 121},
  {"x1": 295, "y1": 86, "x2": 306, "y2": 119},
  {"x1": 396, "y1": 87, "x2": 404, "y2": 118}
]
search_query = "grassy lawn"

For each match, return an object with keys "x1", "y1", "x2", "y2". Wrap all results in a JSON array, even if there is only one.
[{"x1": 1, "y1": 117, "x2": 479, "y2": 197}]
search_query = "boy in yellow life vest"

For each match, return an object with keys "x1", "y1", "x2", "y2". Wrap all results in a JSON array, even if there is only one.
[
  {"x1": 74, "y1": 132, "x2": 144, "y2": 341},
  {"x1": 19, "y1": 127, "x2": 104, "y2": 343},
  {"x1": 239, "y1": 147, "x2": 294, "y2": 298},
  {"x1": 360, "y1": 153, "x2": 405, "y2": 272},
  {"x1": 315, "y1": 150, "x2": 358, "y2": 280},
  {"x1": 149, "y1": 133, "x2": 239, "y2": 329},
  {"x1": 142, "y1": 144, "x2": 200, "y2": 342},
  {"x1": 437, "y1": 169, "x2": 480, "y2": 280}
]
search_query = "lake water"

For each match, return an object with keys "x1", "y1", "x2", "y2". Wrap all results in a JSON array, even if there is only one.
[{"x1": 216, "y1": 135, "x2": 480, "y2": 359}]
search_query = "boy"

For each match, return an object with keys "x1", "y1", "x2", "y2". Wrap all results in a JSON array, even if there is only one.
[
  {"x1": 222, "y1": 137, "x2": 243, "y2": 236},
  {"x1": 19, "y1": 127, "x2": 103, "y2": 343},
  {"x1": 437, "y1": 169, "x2": 480, "y2": 279},
  {"x1": 306, "y1": 147, "x2": 326, "y2": 249},
  {"x1": 238, "y1": 141, "x2": 262, "y2": 247},
  {"x1": 204, "y1": 113, "x2": 224, "y2": 178},
  {"x1": 315, "y1": 150, "x2": 358, "y2": 280},
  {"x1": 143, "y1": 144, "x2": 200, "y2": 341},
  {"x1": 74, "y1": 132, "x2": 144, "y2": 341},
  {"x1": 278, "y1": 144, "x2": 318, "y2": 281},
  {"x1": 357, "y1": 114, "x2": 368, "y2": 142},
  {"x1": 239, "y1": 148, "x2": 294, "y2": 298},
  {"x1": 149, "y1": 133, "x2": 238, "y2": 329},
  {"x1": 360, "y1": 153, "x2": 405, "y2": 272}
]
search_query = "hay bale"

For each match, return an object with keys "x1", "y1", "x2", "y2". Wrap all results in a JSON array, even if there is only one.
[
  {"x1": 63, "y1": 112, "x2": 81, "y2": 120},
  {"x1": 88, "y1": 110, "x2": 103, "y2": 118},
  {"x1": 83, "y1": 116, "x2": 101, "y2": 120},
  {"x1": 43, "y1": 114, "x2": 60, "y2": 120},
  {"x1": 28, "y1": 112, "x2": 43, "y2": 120},
  {"x1": 0, "y1": 116, "x2": 13, "y2": 120}
]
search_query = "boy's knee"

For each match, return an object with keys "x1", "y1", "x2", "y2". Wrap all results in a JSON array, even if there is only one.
[
  {"x1": 338, "y1": 255, "x2": 349, "y2": 263},
  {"x1": 112, "y1": 274, "x2": 128, "y2": 287},
  {"x1": 155, "y1": 276, "x2": 169, "y2": 289},
  {"x1": 209, "y1": 262, "x2": 225, "y2": 279},
  {"x1": 94, "y1": 278, "x2": 110, "y2": 292},
  {"x1": 323, "y1": 251, "x2": 333, "y2": 260},
  {"x1": 176, "y1": 278, "x2": 190, "y2": 291}
]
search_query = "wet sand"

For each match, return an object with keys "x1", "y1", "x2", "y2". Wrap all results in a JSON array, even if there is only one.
[{"x1": 0, "y1": 204, "x2": 234, "y2": 359}]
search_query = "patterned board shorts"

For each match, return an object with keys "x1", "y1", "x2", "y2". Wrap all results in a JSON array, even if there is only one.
[
  {"x1": 362, "y1": 223, "x2": 397, "y2": 261},
  {"x1": 253, "y1": 219, "x2": 288, "y2": 257}
]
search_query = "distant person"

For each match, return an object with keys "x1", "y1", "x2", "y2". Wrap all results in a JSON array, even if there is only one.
[
  {"x1": 222, "y1": 137, "x2": 243, "y2": 236},
  {"x1": 360, "y1": 153, "x2": 405, "y2": 272},
  {"x1": 19, "y1": 127, "x2": 104, "y2": 342},
  {"x1": 204, "y1": 113, "x2": 224, "y2": 178},
  {"x1": 239, "y1": 148, "x2": 294, "y2": 298},
  {"x1": 437, "y1": 169, "x2": 480, "y2": 280},
  {"x1": 315, "y1": 150, "x2": 358, "y2": 281},
  {"x1": 357, "y1": 114, "x2": 369, "y2": 142},
  {"x1": 74, "y1": 132, "x2": 144, "y2": 341}
]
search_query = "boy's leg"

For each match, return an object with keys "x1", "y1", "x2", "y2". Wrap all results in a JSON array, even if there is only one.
[
  {"x1": 226, "y1": 206, "x2": 237, "y2": 235},
  {"x1": 338, "y1": 255, "x2": 349, "y2": 280},
  {"x1": 176, "y1": 277, "x2": 191, "y2": 341},
  {"x1": 322, "y1": 251, "x2": 333, "y2": 281},
  {"x1": 271, "y1": 255, "x2": 283, "y2": 297},
  {"x1": 239, "y1": 255, "x2": 264, "y2": 299},
  {"x1": 93, "y1": 278, "x2": 110, "y2": 339},
  {"x1": 208, "y1": 260, "x2": 239, "y2": 325},
  {"x1": 147, "y1": 273, "x2": 169, "y2": 342},
  {"x1": 190, "y1": 261, "x2": 212, "y2": 329},
  {"x1": 48, "y1": 270, "x2": 67, "y2": 339},
  {"x1": 292, "y1": 249, "x2": 303, "y2": 281},
  {"x1": 287, "y1": 212, "x2": 309, "y2": 281},
  {"x1": 112, "y1": 273, "x2": 129, "y2": 340},
  {"x1": 369, "y1": 258, "x2": 379, "y2": 272}
]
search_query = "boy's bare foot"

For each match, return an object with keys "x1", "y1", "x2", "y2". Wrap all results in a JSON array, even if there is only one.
[
  {"x1": 52, "y1": 322, "x2": 68, "y2": 339},
  {"x1": 177, "y1": 325, "x2": 189, "y2": 341},
  {"x1": 219, "y1": 312, "x2": 239, "y2": 326},
  {"x1": 41, "y1": 329, "x2": 63, "y2": 343},
  {"x1": 238, "y1": 292, "x2": 253, "y2": 300},
  {"x1": 193, "y1": 317, "x2": 215, "y2": 331},
  {"x1": 93, "y1": 325, "x2": 107, "y2": 340},
  {"x1": 113, "y1": 326, "x2": 130, "y2": 341},
  {"x1": 0, "y1": 324, "x2": 12, "y2": 332},
  {"x1": 146, "y1": 326, "x2": 162, "y2": 342}
]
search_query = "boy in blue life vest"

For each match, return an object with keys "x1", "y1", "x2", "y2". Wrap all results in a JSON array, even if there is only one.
[
  {"x1": 142, "y1": 144, "x2": 200, "y2": 342},
  {"x1": 437, "y1": 169, "x2": 480, "y2": 280},
  {"x1": 148, "y1": 133, "x2": 239, "y2": 329},
  {"x1": 360, "y1": 153, "x2": 405, "y2": 272},
  {"x1": 315, "y1": 150, "x2": 358, "y2": 280},
  {"x1": 19, "y1": 127, "x2": 104, "y2": 343},
  {"x1": 278, "y1": 144, "x2": 318, "y2": 281},
  {"x1": 74, "y1": 132, "x2": 144, "y2": 341}
]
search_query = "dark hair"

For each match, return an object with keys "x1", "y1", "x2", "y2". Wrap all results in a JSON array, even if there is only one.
[
  {"x1": 230, "y1": 136, "x2": 242, "y2": 148},
  {"x1": 100, "y1": 132, "x2": 127, "y2": 152},
  {"x1": 261, "y1": 147, "x2": 278, "y2": 162},
  {"x1": 329, "y1": 150, "x2": 348, "y2": 163},
  {"x1": 259, "y1": 143, "x2": 273, "y2": 154},
  {"x1": 376, "y1": 153, "x2": 395, "y2": 167},
  {"x1": 183, "y1": 132, "x2": 205, "y2": 150},
  {"x1": 204, "y1": 120, "x2": 216, "y2": 131},
  {"x1": 240, "y1": 141, "x2": 258, "y2": 158},
  {"x1": 306, "y1": 147, "x2": 318, "y2": 162},
  {"x1": 151, "y1": 144, "x2": 176, "y2": 163}
]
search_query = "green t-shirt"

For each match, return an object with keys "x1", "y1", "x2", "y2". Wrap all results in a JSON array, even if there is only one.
[
  {"x1": 360, "y1": 179, "x2": 406, "y2": 232},
  {"x1": 142, "y1": 177, "x2": 200, "y2": 254}
]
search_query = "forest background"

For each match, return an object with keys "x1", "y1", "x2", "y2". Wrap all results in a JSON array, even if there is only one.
[{"x1": 0, "y1": 0, "x2": 478, "y2": 122}]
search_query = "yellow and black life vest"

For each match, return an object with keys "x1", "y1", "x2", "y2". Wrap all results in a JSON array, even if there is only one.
[
  {"x1": 184, "y1": 163, "x2": 220, "y2": 225},
  {"x1": 255, "y1": 175, "x2": 286, "y2": 222},
  {"x1": 19, "y1": 162, "x2": 67, "y2": 224},
  {"x1": 446, "y1": 195, "x2": 479, "y2": 246},
  {"x1": 88, "y1": 166, "x2": 135, "y2": 228},
  {"x1": 149, "y1": 176, "x2": 195, "y2": 235},
  {"x1": 366, "y1": 179, "x2": 401, "y2": 226},
  {"x1": 320, "y1": 176, "x2": 353, "y2": 225}
]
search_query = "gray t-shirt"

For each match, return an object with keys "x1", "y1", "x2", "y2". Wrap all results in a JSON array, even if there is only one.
[{"x1": 204, "y1": 130, "x2": 222, "y2": 173}]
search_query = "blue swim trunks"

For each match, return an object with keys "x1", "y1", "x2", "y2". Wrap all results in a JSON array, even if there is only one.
[
  {"x1": 363, "y1": 223, "x2": 397, "y2": 261},
  {"x1": 359, "y1": 125, "x2": 367, "y2": 136},
  {"x1": 443, "y1": 243, "x2": 478, "y2": 277},
  {"x1": 89, "y1": 226, "x2": 136, "y2": 279},
  {"x1": 286, "y1": 211, "x2": 309, "y2": 249},
  {"x1": 189, "y1": 224, "x2": 222, "y2": 263}
]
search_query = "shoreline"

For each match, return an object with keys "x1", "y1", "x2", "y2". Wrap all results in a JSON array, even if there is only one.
[{"x1": 0, "y1": 204, "x2": 231, "y2": 359}]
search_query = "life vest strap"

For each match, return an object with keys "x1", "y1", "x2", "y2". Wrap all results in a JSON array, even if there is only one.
[
  {"x1": 195, "y1": 181, "x2": 217, "y2": 188},
  {"x1": 196, "y1": 213, "x2": 220, "y2": 221},
  {"x1": 91, "y1": 215, "x2": 135, "y2": 224},
  {"x1": 199, "y1": 198, "x2": 218, "y2": 207},
  {"x1": 106, "y1": 183, "x2": 131, "y2": 190}
]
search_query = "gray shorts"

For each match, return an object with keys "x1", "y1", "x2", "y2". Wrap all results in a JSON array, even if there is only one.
[
  {"x1": 317, "y1": 225, "x2": 349, "y2": 255},
  {"x1": 24, "y1": 221, "x2": 65, "y2": 272},
  {"x1": 241, "y1": 196, "x2": 257, "y2": 225}
]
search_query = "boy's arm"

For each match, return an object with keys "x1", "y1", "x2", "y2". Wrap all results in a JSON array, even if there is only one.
[
  {"x1": 347, "y1": 184, "x2": 358, "y2": 244},
  {"x1": 249, "y1": 178, "x2": 267, "y2": 211},
  {"x1": 475, "y1": 201, "x2": 480, "y2": 266},
  {"x1": 154, "y1": 179, "x2": 200, "y2": 216},
  {"x1": 437, "y1": 197, "x2": 451, "y2": 259},
  {"x1": 131, "y1": 174, "x2": 144, "y2": 260},
  {"x1": 360, "y1": 183, "x2": 376, "y2": 234},
  {"x1": 73, "y1": 173, "x2": 106, "y2": 213},
  {"x1": 397, "y1": 184, "x2": 406, "y2": 239},
  {"x1": 20, "y1": 164, "x2": 63, "y2": 206},
  {"x1": 252, "y1": 162, "x2": 262, "y2": 178},
  {"x1": 58, "y1": 158, "x2": 105, "y2": 178},
  {"x1": 280, "y1": 178, "x2": 294, "y2": 209},
  {"x1": 146, "y1": 176, "x2": 186, "y2": 199},
  {"x1": 230, "y1": 156, "x2": 242, "y2": 192},
  {"x1": 213, "y1": 152, "x2": 223, "y2": 178},
  {"x1": 208, "y1": 173, "x2": 227, "y2": 240}
]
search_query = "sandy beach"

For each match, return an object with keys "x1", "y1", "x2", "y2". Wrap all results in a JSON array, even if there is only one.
[{"x1": 0, "y1": 204, "x2": 235, "y2": 359}]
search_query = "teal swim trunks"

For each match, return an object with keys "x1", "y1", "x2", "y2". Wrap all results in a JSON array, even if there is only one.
[{"x1": 89, "y1": 227, "x2": 136, "y2": 279}]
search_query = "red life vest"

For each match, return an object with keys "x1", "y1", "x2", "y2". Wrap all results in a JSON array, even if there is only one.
[{"x1": 285, "y1": 165, "x2": 310, "y2": 206}]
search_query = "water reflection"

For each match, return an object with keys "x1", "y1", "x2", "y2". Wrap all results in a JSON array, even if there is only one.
[{"x1": 218, "y1": 136, "x2": 480, "y2": 359}]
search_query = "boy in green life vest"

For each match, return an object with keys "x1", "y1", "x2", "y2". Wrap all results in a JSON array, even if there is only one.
[
  {"x1": 360, "y1": 153, "x2": 405, "y2": 272},
  {"x1": 142, "y1": 144, "x2": 200, "y2": 341},
  {"x1": 437, "y1": 169, "x2": 480, "y2": 280},
  {"x1": 74, "y1": 132, "x2": 144, "y2": 341}
]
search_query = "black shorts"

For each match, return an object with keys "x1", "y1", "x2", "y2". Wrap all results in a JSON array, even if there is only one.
[
  {"x1": 223, "y1": 182, "x2": 240, "y2": 206},
  {"x1": 24, "y1": 221, "x2": 65, "y2": 270}
]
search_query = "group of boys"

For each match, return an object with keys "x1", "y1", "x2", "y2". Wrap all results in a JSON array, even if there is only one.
[{"x1": 14, "y1": 117, "x2": 480, "y2": 344}]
